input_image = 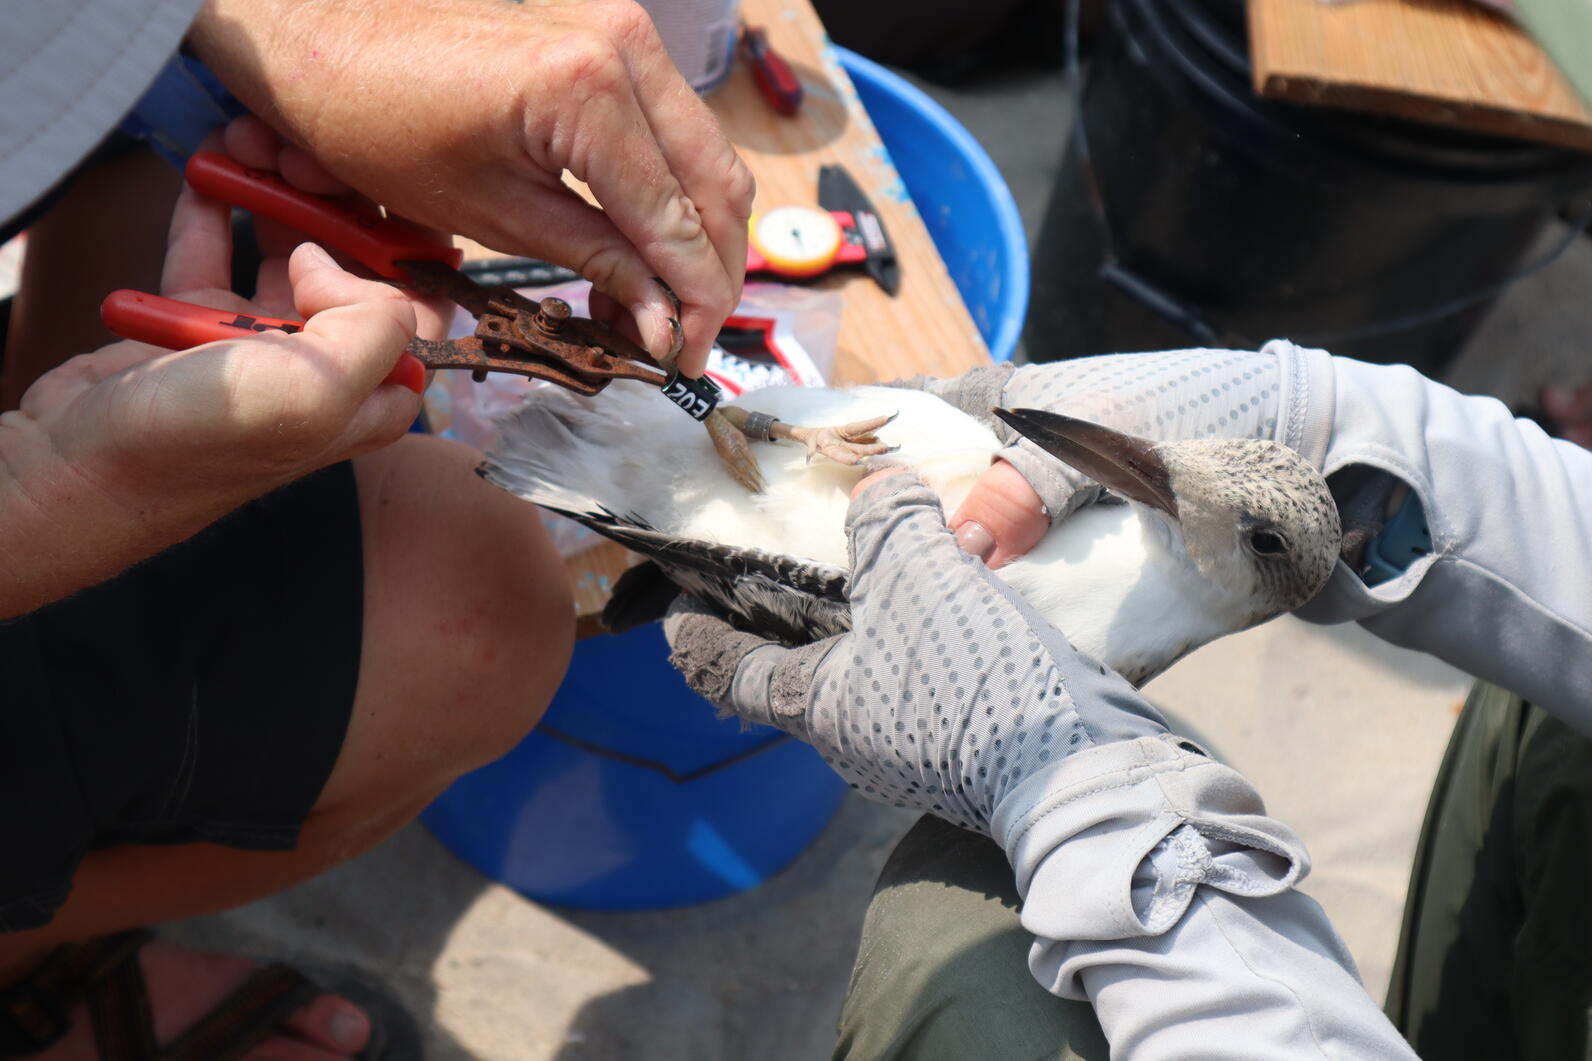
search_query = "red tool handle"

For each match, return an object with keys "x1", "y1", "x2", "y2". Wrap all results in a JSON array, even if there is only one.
[
  {"x1": 184, "y1": 152, "x2": 463, "y2": 281},
  {"x1": 741, "y1": 25, "x2": 803, "y2": 116},
  {"x1": 101, "y1": 289, "x2": 426, "y2": 394}
]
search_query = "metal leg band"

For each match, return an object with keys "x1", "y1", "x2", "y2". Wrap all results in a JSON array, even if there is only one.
[{"x1": 744, "y1": 411, "x2": 778, "y2": 441}]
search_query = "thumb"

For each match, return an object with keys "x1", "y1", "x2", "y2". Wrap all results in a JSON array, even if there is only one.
[
  {"x1": 279, "y1": 247, "x2": 422, "y2": 453},
  {"x1": 289, "y1": 241, "x2": 415, "y2": 319},
  {"x1": 949, "y1": 459, "x2": 1052, "y2": 569},
  {"x1": 664, "y1": 595, "x2": 811, "y2": 732},
  {"x1": 288, "y1": 243, "x2": 419, "y2": 400}
]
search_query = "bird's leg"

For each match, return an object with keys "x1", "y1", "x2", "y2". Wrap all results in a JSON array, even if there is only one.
[
  {"x1": 635, "y1": 278, "x2": 766, "y2": 493},
  {"x1": 646, "y1": 280, "x2": 890, "y2": 490},
  {"x1": 717, "y1": 406, "x2": 897, "y2": 466},
  {"x1": 703, "y1": 407, "x2": 765, "y2": 493}
]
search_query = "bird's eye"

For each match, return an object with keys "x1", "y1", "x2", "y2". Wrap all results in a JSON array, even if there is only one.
[{"x1": 1248, "y1": 530, "x2": 1289, "y2": 555}]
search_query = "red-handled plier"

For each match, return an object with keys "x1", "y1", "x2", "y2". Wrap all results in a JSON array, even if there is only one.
[{"x1": 101, "y1": 152, "x2": 722, "y2": 419}]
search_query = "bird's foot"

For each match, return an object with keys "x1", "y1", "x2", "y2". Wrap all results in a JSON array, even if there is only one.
[
  {"x1": 705, "y1": 407, "x2": 899, "y2": 493},
  {"x1": 781, "y1": 414, "x2": 897, "y2": 466}
]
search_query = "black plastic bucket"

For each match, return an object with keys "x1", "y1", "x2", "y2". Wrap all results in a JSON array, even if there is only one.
[{"x1": 1024, "y1": 0, "x2": 1592, "y2": 373}]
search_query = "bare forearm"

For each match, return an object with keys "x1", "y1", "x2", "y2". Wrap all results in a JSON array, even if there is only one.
[
  {"x1": 187, "y1": 0, "x2": 382, "y2": 142},
  {"x1": 0, "y1": 414, "x2": 240, "y2": 619}
]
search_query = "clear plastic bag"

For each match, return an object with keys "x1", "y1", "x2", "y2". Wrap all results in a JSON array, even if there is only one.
[{"x1": 423, "y1": 279, "x2": 842, "y2": 555}]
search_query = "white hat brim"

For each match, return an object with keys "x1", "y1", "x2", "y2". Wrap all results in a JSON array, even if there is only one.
[{"x1": 0, "y1": 0, "x2": 203, "y2": 224}]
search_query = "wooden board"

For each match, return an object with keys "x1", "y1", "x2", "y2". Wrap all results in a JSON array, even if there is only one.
[
  {"x1": 1248, "y1": 0, "x2": 1592, "y2": 152},
  {"x1": 707, "y1": 0, "x2": 991, "y2": 384},
  {"x1": 461, "y1": 0, "x2": 993, "y2": 625}
]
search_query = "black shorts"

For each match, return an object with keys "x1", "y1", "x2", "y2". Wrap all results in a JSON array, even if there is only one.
[{"x1": 0, "y1": 463, "x2": 364, "y2": 932}]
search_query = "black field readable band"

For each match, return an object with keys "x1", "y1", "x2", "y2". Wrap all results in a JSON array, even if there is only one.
[{"x1": 661, "y1": 372, "x2": 722, "y2": 420}]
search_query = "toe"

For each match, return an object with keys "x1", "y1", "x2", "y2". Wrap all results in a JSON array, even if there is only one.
[
  {"x1": 244, "y1": 1033, "x2": 361, "y2": 1060},
  {"x1": 839, "y1": 413, "x2": 895, "y2": 440},
  {"x1": 279, "y1": 992, "x2": 371, "y2": 1056}
]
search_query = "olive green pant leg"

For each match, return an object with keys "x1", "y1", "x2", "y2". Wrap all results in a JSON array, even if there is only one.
[
  {"x1": 834, "y1": 815, "x2": 1109, "y2": 1061},
  {"x1": 1385, "y1": 683, "x2": 1592, "y2": 1060}
]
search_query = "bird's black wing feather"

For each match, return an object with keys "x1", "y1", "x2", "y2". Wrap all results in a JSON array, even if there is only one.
[
  {"x1": 543, "y1": 504, "x2": 851, "y2": 646},
  {"x1": 602, "y1": 561, "x2": 682, "y2": 633}
]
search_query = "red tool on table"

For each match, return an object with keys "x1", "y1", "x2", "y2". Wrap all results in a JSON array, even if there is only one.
[
  {"x1": 740, "y1": 23, "x2": 803, "y2": 116},
  {"x1": 100, "y1": 152, "x2": 723, "y2": 420}
]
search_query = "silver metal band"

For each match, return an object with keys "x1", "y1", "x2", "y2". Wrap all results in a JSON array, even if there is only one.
[{"x1": 744, "y1": 411, "x2": 778, "y2": 441}]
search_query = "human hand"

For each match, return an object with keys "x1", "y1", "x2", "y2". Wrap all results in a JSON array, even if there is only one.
[
  {"x1": 664, "y1": 470, "x2": 1164, "y2": 835},
  {"x1": 20, "y1": 175, "x2": 430, "y2": 517},
  {"x1": 1540, "y1": 382, "x2": 1592, "y2": 449},
  {"x1": 190, "y1": 0, "x2": 756, "y2": 376},
  {"x1": 0, "y1": 167, "x2": 435, "y2": 616},
  {"x1": 661, "y1": 470, "x2": 1140, "y2": 832},
  {"x1": 919, "y1": 347, "x2": 1592, "y2": 731}
]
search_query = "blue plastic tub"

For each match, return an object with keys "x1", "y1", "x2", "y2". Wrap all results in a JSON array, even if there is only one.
[
  {"x1": 837, "y1": 47, "x2": 1029, "y2": 362},
  {"x1": 421, "y1": 625, "x2": 848, "y2": 909},
  {"x1": 422, "y1": 50, "x2": 1029, "y2": 911}
]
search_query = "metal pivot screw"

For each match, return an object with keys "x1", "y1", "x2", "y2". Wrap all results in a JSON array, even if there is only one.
[{"x1": 534, "y1": 297, "x2": 572, "y2": 333}]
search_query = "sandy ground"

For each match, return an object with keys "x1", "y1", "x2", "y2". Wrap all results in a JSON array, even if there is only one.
[{"x1": 147, "y1": 64, "x2": 1589, "y2": 1060}]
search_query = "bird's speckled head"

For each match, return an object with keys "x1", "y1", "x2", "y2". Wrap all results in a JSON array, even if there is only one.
[
  {"x1": 993, "y1": 409, "x2": 1341, "y2": 625},
  {"x1": 1158, "y1": 438, "x2": 1341, "y2": 622}
]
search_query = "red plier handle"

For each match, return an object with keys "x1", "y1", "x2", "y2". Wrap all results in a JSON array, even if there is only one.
[
  {"x1": 100, "y1": 290, "x2": 428, "y2": 393},
  {"x1": 183, "y1": 152, "x2": 462, "y2": 280},
  {"x1": 101, "y1": 152, "x2": 464, "y2": 392}
]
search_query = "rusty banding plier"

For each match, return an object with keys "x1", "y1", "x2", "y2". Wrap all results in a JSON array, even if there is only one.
[{"x1": 101, "y1": 151, "x2": 722, "y2": 420}]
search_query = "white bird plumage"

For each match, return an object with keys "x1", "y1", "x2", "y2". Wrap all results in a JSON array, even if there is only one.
[{"x1": 482, "y1": 381, "x2": 1339, "y2": 685}]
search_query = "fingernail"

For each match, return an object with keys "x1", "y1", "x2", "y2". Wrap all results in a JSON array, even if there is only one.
[
  {"x1": 664, "y1": 315, "x2": 684, "y2": 359},
  {"x1": 630, "y1": 300, "x2": 667, "y2": 357},
  {"x1": 385, "y1": 353, "x2": 426, "y2": 395},
  {"x1": 953, "y1": 521, "x2": 995, "y2": 563},
  {"x1": 630, "y1": 296, "x2": 683, "y2": 361},
  {"x1": 650, "y1": 276, "x2": 681, "y2": 315},
  {"x1": 329, "y1": 1006, "x2": 370, "y2": 1051},
  {"x1": 299, "y1": 242, "x2": 336, "y2": 269}
]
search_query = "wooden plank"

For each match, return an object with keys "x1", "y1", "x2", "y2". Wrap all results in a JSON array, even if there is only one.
[
  {"x1": 707, "y1": 0, "x2": 991, "y2": 384},
  {"x1": 1248, "y1": 0, "x2": 1592, "y2": 152},
  {"x1": 459, "y1": 0, "x2": 993, "y2": 625}
]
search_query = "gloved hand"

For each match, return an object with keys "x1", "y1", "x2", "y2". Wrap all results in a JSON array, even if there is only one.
[
  {"x1": 901, "y1": 343, "x2": 1592, "y2": 727},
  {"x1": 666, "y1": 471, "x2": 1306, "y2": 922},
  {"x1": 665, "y1": 470, "x2": 1417, "y2": 1059}
]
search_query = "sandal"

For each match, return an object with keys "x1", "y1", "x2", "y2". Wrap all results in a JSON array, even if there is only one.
[{"x1": 0, "y1": 929, "x2": 421, "y2": 1060}]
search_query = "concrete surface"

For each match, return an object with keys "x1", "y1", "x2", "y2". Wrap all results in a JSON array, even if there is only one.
[{"x1": 160, "y1": 63, "x2": 1585, "y2": 1061}]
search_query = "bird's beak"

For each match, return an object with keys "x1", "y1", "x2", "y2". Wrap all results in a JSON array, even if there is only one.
[{"x1": 993, "y1": 408, "x2": 1179, "y2": 519}]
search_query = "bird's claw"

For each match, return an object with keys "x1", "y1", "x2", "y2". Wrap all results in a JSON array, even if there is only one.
[
  {"x1": 787, "y1": 413, "x2": 898, "y2": 466},
  {"x1": 704, "y1": 407, "x2": 765, "y2": 493}
]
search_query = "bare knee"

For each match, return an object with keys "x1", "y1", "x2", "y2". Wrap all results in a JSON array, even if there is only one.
[{"x1": 318, "y1": 435, "x2": 575, "y2": 812}]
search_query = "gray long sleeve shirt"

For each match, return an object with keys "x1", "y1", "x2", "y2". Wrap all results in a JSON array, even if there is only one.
[{"x1": 921, "y1": 343, "x2": 1592, "y2": 1058}]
